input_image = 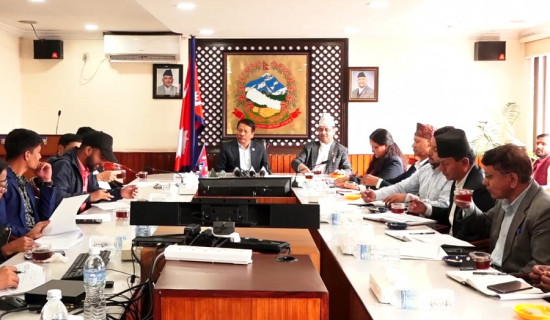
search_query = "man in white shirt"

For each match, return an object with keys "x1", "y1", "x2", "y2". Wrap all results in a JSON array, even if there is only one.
[
  {"x1": 291, "y1": 113, "x2": 352, "y2": 175},
  {"x1": 361, "y1": 127, "x2": 453, "y2": 218},
  {"x1": 214, "y1": 119, "x2": 269, "y2": 173}
]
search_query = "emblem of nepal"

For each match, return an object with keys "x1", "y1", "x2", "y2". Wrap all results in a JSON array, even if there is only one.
[{"x1": 233, "y1": 60, "x2": 301, "y2": 130}]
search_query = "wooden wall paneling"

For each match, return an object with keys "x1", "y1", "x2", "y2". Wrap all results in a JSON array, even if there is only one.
[{"x1": 283, "y1": 154, "x2": 291, "y2": 173}]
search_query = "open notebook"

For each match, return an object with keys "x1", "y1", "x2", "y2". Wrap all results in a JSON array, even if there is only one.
[
  {"x1": 39, "y1": 194, "x2": 88, "y2": 250},
  {"x1": 446, "y1": 270, "x2": 550, "y2": 300}
]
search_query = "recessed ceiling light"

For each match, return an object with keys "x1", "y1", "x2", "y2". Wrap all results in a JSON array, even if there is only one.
[
  {"x1": 29, "y1": 0, "x2": 46, "y2": 2},
  {"x1": 343, "y1": 27, "x2": 359, "y2": 34},
  {"x1": 177, "y1": 2, "x2": 196, "y2": 10},
  {"x1": 366, "y1": 1, "x2": 388, "y2": 8},
  {"x1": 84, "y1": 24, "x2": 98, "y2": 31},
  {"x1": 199, "y1": 29, "x2": 214, "y2": 35}
]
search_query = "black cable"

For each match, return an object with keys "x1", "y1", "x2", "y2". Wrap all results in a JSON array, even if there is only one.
[
  {"x1": 30, "y1": 23, "x2": 40, "y2": 40},
  {"x1": 215, "y1": 237, "x2": 230, "y2": 248},
  {"x1": 142, "y1": 251, "x2": 165, "y2": 320},
  {"x1": 106, "y1": 268, "x2": 139, "y2": 277},
  {"x1": 0, "y1": 305, "x2": 41, "y2": 319}
]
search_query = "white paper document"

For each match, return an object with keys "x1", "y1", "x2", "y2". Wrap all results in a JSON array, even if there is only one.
[
  {"x1": 363, "y1": 212, "x2": 436, "y2": 225},
  {"x1": 0, "y1": 262, "x2": 45, "y2": 296},
  {"x1": 43, "y1": 194, "x2": 88, "y2": 236},
  {"x1": 385, "y1": 229, "x2": 474, "y2": 247},
  {"x1": 91, "y1": 201, "x2": 130, "y2": 211},
  {"x1": 38, "y1": 230, "x2": 84, "y2": 250}
]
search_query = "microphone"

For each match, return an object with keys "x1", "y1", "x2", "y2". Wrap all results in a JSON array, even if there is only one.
[
  {"x1": 291, "y1": 171, "x2": 300, "y2": 187},
  {"x1": 248, "y1": 167, "x2": 256, "y2": 177},
  {"x1": 233, "y1": 167, "x2": 242, "y2": 177},
  {"x1": 55, "y1": 110, "x2": 61, "y2": 134},
  {"x1": 145, "y1": 166, "x2": 183, "y2": 183}
]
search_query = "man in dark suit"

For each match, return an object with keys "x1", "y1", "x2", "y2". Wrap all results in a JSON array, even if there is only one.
[
  {"x1": 214, "y1": 119, "x2": 269, "y2": 173},
  {"x1": 291, "y1": 113, "x2": 352, "y2": 175},
  {"x1": 430, "y1": 128, "x2": 495, "y2": 241},
  {"x1": 460, "y1": 144, "x2": 550, "y2": 274}
]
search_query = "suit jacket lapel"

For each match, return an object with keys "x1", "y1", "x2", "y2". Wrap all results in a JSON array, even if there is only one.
[
  {"x1": 326, "y1": 143, "x2": 338, "y2": 173},
  {"x1": 231, "y1": 140, "x2": 240, "y2": 169},
  {"x1": 502, "y1": 184, "x2": 537, "y2": 262},
  {"x1": 310, "y1": 142, "x2": 320, "y2": 169},
  {"x1": 250, "y1": 140, "x2": 257, "y2": 169}
]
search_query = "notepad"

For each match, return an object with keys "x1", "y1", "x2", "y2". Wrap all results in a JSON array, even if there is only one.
[
  {"x1": 446, "y1": 270, "x2": 550, "y2": 299},
  {"x1": 0, "y1": 262, "x2": 45, "y2": 296}
]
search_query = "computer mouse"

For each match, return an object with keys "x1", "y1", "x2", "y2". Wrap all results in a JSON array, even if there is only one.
[{"x1": 0, "y1": 295, "x2": 27, "y2": 310}]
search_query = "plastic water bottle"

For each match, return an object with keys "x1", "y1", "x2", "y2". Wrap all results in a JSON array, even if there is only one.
[
  {"x1": 40, "y1": 289, "x2": 68, "y2": 320},
  {"x1": 83, "y1": 247, "x2": 106, "y2": 320},
  {"x1": 135, "y1": 225, "x2": 151, "y2": 237},
  {"x1": 391, "y1": 289, "x2": 455, "y2": 309}
]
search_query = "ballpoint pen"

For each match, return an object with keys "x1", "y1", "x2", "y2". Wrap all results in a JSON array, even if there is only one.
[{"x1": 408, "y1": 232, "x2": 435, "y2": 235}]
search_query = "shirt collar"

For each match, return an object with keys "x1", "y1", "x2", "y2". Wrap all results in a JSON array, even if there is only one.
[
  {"x1": 502, "y1": 181, "x2": 532, "y2": 214},
  {"x1": 456, "y1": 166, "x2": 474, "y2": 188},
  {"x1": 77, "y1": 157, "x2": 90, "y2": 174}
]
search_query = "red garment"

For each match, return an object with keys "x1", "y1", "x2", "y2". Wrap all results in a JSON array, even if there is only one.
[
  {"x1": 77, "y1": 157, "x2": 90, "y2": 211},
  {"x1": 533, "y1": 156, "x2": 550, "y2": 186}
]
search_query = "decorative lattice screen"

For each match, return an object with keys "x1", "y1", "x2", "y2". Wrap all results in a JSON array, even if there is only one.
[{"x1": 196, "y1": 39, "x2": 348, "y2": 147}]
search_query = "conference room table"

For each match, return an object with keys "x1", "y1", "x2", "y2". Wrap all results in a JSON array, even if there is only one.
[
  {"x1": 291, "y1": 179, "x2": 550, "y2": 320},
  {"x1": 2, "y1": 172, "x2": 547, "y2": 320}
]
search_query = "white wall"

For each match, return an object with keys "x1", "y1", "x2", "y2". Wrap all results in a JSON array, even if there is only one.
[
  {"x1": 17, "y1": 38, "x2": 188, "y2": 152},
  {"x1": 0, "y1": 29, "x2": 22, "y2": 130},
  {"x1": 0, "y1": 34, "x2": 534, "y2": 153},
  {"x1": 347, "y1": 36, "x2": 530, "y2": 154}
]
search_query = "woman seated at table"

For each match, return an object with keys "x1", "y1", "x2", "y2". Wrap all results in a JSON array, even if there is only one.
[{"x1": 336, "y1": 128, "x2": 405, "y2": 190}]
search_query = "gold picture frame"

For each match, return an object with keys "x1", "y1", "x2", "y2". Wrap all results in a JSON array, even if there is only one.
[{"x1": 223, "y1": 52, "x2": 309, "y2": 138}]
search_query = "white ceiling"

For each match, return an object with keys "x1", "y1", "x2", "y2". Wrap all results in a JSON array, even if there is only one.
[{"x1": 0, "y1": 0, "x2": 550, "y2": 40}]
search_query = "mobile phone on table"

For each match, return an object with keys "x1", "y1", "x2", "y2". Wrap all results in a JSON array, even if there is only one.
[{"x1": 487, "y1": 280, "x2": 532, "y2": 294}]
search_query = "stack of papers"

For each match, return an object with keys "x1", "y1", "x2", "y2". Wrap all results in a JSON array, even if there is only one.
[
  {"x1": 446, "y1": 270, "x2": 550, "y2": 300},
  {"x1": 40, "y1": 195, "x2": 88, "y2": 250},
  {"x1": 363, "y1": 212, "x2": 436, "y2": 225}
]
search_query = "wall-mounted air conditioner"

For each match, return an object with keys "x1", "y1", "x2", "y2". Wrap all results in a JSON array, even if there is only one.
[{"x1": 104, "y1": 34, "x2": 181, "y2": 62}]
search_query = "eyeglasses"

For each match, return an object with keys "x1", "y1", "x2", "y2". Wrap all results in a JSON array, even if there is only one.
[
  {"x1": 371, "y1": 145, "x2": 383, "y2": 151},
  {"x1": 484, "y1": 173, "x2": 510, "y2": 180}
]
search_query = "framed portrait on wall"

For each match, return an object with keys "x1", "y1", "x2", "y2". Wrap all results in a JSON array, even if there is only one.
[
  {"x1": 348, "y1": 67, "x2": 378, "y2": 102},
  {"x1": 153, "y1": 64, "x2": 183, "y2": 99},
  {"x1": 223, "y1": 52, "x2": 310, "y2": 138}
]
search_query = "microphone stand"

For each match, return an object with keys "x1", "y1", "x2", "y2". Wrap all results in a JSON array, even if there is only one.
[{"x1": 145, "y1": 166, "x2": 184, "y2": 184}]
